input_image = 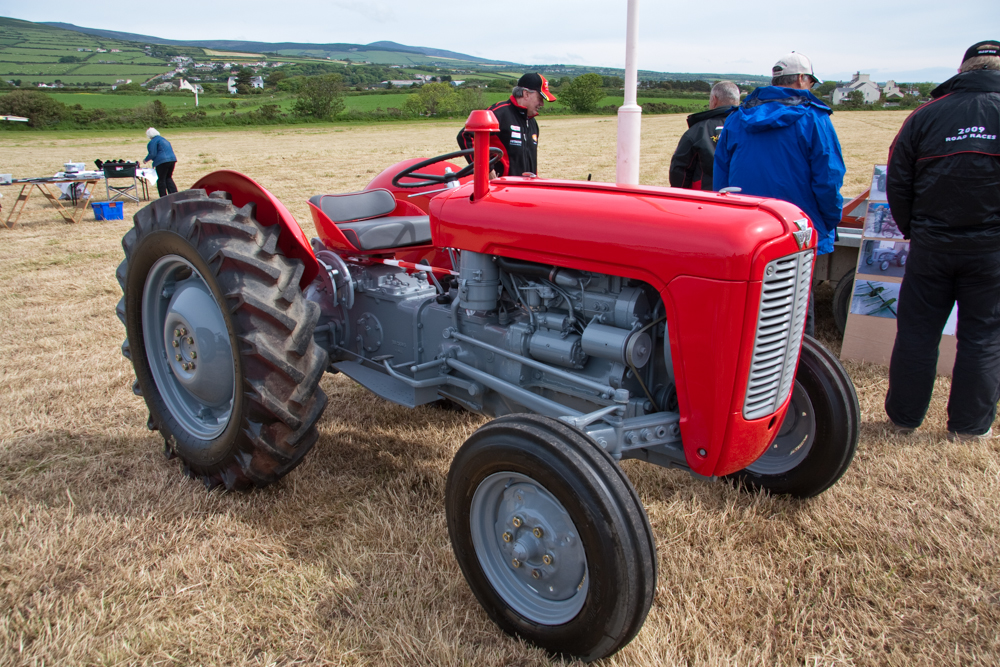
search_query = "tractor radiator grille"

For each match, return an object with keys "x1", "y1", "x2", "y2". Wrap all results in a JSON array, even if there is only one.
[{"x1": 743, "y1": 250, "x2": 813, "y2": 420}]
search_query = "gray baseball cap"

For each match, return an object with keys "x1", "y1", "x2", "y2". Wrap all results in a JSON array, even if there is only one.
[{"x1": 772, "y1": 52, "x2": 822, "y2": 84}]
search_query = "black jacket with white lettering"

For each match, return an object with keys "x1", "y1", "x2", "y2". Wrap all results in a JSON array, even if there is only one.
[
  {"x1": 668, "y1": 105, "x2": 736, "y2": 190},
  {"x1": 886, "y1": 69, "x2": 1000, "y2": 252},
  {"x1": 457, "y1": 96, "x2": 538, "y2": 177}
]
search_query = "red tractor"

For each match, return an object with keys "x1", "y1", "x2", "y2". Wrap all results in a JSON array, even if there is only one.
[{"x1": 116, "y1": 111, "x2": 859, "y2": 661}]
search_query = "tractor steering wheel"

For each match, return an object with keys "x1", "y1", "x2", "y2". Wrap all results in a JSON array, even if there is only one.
[{"x1": 391, "y1": 147, "x2": 504, "y2": 189}]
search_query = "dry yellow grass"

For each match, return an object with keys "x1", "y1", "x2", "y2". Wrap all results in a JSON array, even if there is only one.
[{"x1": 1, "y1": 111, "x2": 998, "y2": 666}]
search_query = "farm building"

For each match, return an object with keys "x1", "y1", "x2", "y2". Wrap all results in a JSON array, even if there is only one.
[
  {"x1": 882, "y1": 79, "x2": 903, "y2": 99},
  {"x1": 833, "y1": 73, "x2": 907, "y2": 105},
  {"x1": 832, "y1": 72, "x2": 881, "y2": 105}
]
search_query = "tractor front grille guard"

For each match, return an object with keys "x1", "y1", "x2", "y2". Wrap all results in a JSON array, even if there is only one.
[{"x1": 743, "y1": 250, "x2": 813, "y2": 420}]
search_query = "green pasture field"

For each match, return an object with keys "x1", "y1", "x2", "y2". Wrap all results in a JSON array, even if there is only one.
[
  {"x1": 594, "y1": 95, "x2": 708, "y2": 111},
  {"x1": 26, "y1": 91, "x2": 706, "y2": 124},
  {"x1": 46, "y1": 93, "x2": 210, "y2": 109}
]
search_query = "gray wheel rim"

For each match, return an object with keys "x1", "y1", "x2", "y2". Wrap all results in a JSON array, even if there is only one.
[
  {"x1": 470, "y1": 472, "x2": 588, "y2": 625},
  {"x1": 142, "y1": 254, "x2": 236, "y2": 441},
  {"x1": 746, "y1": 381, "x2": 815, "y2": 475}
]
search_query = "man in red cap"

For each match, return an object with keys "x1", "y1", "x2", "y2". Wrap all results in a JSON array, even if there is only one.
[
  {"x1": 457, "y1": 73, "x2": 557, "y2": 177},
  {"x1": 884, "y1": 40, "x2": 1000, "y2": 441}
]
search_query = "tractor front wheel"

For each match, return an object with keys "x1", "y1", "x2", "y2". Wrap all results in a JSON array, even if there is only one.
[
  {"x1": 117, "y1": 190, "x2": 328, "y2": 489},
  {"x1": 727, "y1": 335, "x2": 859, "y2": 498},
  {"x1": 446, "y1": 414, "x2": 656, "y2": 661}
]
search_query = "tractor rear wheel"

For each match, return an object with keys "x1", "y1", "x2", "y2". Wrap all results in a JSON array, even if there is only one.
[
  {"x1": 446, "y1": 414, "x2": 656, "y2": 661},
  {"x1": 117, "y1": 190, "x2": 328, "y2": 489},
  {"x1": 726, "y1": 335, "x2": 859, "y2": 498}
]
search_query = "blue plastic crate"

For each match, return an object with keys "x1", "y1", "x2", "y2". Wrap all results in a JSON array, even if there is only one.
[{"x1": 91, "y1": 201, "x2": 124, "y2": 220}]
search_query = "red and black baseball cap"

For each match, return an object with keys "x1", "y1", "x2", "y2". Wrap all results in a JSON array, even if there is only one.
[
  {"x1": 963, "y1": 40, "x2": 1000, "y2": 63},
  {"x1": 518, "y1": 73, "x2": 556, "y2": 102}
]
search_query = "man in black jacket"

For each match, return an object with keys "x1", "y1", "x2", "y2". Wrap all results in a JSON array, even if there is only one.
[
  {"x1": 457, "y1": 73, "x2": 556, "y2": 177},
  {"x1": 669, "y1": 81, "x2": 740, "y2": 190},
  {"x1": 884, "y1": 40, "x2": 1000, "y2": 441}
]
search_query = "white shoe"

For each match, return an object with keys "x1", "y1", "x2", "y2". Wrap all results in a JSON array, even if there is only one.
[{"x1": 947, "y1": 428, "x2": 993, "y2": 442}]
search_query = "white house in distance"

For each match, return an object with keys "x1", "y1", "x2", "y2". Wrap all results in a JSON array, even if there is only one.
[
  {"x1": 832, "y1": 73, "x2": 906, "y2": 105},
  {"x1": 832, "y1": 72, "x2": 881, "y2": 105},
  {"x1": 882, "y1": 80, "x2": 903, "y2": 100},
  {"x1": 228, "y1": 75, "x2": 265, "y2": 93}
]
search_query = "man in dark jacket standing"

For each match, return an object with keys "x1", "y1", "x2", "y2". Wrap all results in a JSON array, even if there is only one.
[
  {"x1": 884, "y1": 40, "x2": 1000, "y2": 441},
  {"x1": 669, "y1": 81, "x2": 739, "y2": 190},
  {"x1": 714, "y1": 52, "x2": 846, "y2": 336},
  {"x1": 457, "y1": 73, "x2": 556, "y2": 177}
]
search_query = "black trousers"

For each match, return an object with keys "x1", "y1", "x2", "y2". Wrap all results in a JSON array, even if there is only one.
[
  {"x1": 885, "y1": 243, "x2": 1000, "y2": 434},
  {"x1": 155, "y1": 161, "x2": 178, "y2": 197}
]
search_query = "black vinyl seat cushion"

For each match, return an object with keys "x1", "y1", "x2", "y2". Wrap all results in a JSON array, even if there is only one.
[
  {"x1": 338, "y1": 216, "x2": 431, "y2": 251},
  {"x1": 310, "y1": 188, "x2": 431, "y2": 250},
  {"x1": 310, "y1": 189, "x2": 396, "y2": 222}
]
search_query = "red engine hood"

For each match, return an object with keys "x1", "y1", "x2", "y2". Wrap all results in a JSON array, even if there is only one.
[{"x1": 429, "y1": 178, "x2": 808, "y2": 287}]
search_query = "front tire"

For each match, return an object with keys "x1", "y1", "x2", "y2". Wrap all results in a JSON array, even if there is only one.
[
  {"x1": 446, "y1": 414, "x2": 656, "y2": 661},
  {"x1": 727, "y1": 335, "x2": 859, "y2": 498},
  {"x1": 117, "y1": 190, "x2": 329, "y2": 489}
]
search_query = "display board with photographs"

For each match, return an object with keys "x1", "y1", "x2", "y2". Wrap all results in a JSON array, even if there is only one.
[
  {"x1": 841, "y1": 165, "x2": 958, "y2": 375},
  {"x1": 849, "y1": 164, "x2": 908, "y2": 318}
]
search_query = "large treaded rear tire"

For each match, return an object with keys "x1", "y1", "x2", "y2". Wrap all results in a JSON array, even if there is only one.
[{"x1": 116, "y1": 190, "x2": 328, "y2": 490}]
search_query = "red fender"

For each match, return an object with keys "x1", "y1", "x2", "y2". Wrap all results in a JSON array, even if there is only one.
[{"x1": 192, "y1": 170, "x2": 319, "y2": 287}]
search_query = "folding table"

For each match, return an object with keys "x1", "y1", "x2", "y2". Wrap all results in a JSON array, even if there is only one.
[{"x1": 2, "y1": 177, "x2": 102, "y2": 228}]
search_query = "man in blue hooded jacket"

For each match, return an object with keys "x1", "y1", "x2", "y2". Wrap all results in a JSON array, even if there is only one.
[{"x1": 714, "y1": 52, "x2": 846, "y2": 335}]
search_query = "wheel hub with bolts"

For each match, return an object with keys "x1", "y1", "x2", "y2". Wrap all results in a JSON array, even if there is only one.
[
  {"x1": 745, "y1": 381, "x2": 815, "y2": 475},
  {"x1": 470, "y1": 472, "x2": 588, "y2": 624},
  {"x1": 142, "y1": 255, "x2": 236, "y2": 441}
]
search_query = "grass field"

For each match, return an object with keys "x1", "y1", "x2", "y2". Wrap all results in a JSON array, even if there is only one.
[{"x1": 1, "y1": 111, "x2": 998, "y2": 666}]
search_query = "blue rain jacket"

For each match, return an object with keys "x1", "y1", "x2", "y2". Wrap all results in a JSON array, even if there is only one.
[
  {"x1": 144, "y1": 135, "x2": 177, "y2": 167},
  {"x1": 714, "y1": 86, "x2": 845, "y2": 255}
]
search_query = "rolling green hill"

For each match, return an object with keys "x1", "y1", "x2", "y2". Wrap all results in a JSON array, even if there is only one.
[
  {"x1": 0, "y1": 18, "x2": 378, "y2": 88},
  {"x1": 42, "y1": 23, "x2": 519, "y2": 68},
  {"x1": 0, "y1": 17, "x2": 176, "y2": 86}
]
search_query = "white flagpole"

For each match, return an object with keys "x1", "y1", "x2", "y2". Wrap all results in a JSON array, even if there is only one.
[{"x1": 616, "y1": 0, "x2": 642, "y2": 185}]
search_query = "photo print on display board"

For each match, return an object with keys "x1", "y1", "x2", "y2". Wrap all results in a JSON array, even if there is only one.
[
  {"x1": 869, "y1": 164, "x2": 887, "y2": 202},
  {"x1": 850, "y1": 279, "x2": 900, "y2": 319},
  {"x1": 858, "y1": 240, "x2": 908, "y2": 278},
  {"x1": 863, "y1": 202, "x2": 904, "y2": 239}
]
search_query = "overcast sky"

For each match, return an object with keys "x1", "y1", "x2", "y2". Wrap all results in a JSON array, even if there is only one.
[{"x1": 3, "y1": 1, "x2": 997, "y2": 82}]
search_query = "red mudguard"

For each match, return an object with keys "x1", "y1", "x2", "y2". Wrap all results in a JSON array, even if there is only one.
[{"x1": 192, "y1": 170, "x2": 319, "y2": 287}]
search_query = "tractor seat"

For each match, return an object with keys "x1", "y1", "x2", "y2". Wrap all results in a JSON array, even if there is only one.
[{"x1": 310, "y1": 189, "x2": 431, "y2": 251}]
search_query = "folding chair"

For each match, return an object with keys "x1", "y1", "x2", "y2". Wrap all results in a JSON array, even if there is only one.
[{"x1": 104, "y1": 162, "x2": 140, "y2": 203}]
